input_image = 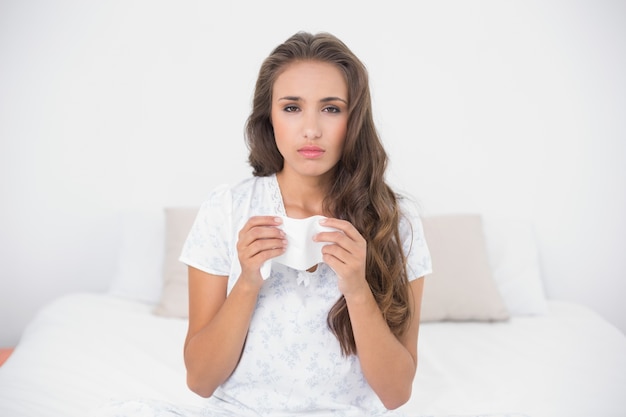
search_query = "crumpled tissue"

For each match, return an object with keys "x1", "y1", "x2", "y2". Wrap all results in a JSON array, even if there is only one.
[{"x1": 260, "y1": 215, "x2": 338, "y2": 281}]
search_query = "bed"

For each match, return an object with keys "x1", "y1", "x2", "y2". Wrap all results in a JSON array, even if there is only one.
[{"x1": 1, "y1": 209, "x2": 625, "y2": 417}]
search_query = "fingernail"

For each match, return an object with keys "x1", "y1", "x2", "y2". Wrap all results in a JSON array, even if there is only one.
[
  {"x1": 319, "y1": 218, "x2": 327, "y2": 224},
  {"x1": 274, "y1": 217, "x2": 282, "y2": 224}
]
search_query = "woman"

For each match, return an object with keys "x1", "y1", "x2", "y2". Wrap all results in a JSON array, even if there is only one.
[{"x1": 181, "y1": 31, "x2": 432, "y2": 416}]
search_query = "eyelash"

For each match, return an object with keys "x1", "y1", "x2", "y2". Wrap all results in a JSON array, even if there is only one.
[{"x1": 324, "y1": 106, "x2": 341, "y2": 113}]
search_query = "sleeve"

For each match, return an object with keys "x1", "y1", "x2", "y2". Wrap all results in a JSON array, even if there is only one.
[
  {"x1": 398, "y1": 196, "x2": 433, "y2": 281},
  {"x1": 179, "y1": 184, "x2": 233, "y2": 276}
]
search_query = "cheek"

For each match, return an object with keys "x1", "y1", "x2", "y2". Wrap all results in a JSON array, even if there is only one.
[
  {"x1": 271, "y1": 118, "x2": 291, "y2": 156},
  {"x1": 331, "y1": 121, "x2": 348, "y2": 148},
  {"x1": 270, "y1": 110, "x2": 284, "y2": 139},
  {"x1": 339, "y1": 123, "x2": 348, "y2": 140},
  {"x1": 272, "y1": 120, "x2": 288, "y2": 146},
  {"x1": 270, "y1": 106, "x2": 293, "y2": 131}
]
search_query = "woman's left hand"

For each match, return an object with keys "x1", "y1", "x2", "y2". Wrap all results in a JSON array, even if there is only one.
[{"x1": 314, "y1": 218, "x2": 369, "y2": 297}]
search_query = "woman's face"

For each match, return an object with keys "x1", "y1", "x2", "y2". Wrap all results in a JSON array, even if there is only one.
[{"x1": 271, "y1": 60, "x2": 349, "y2": 183}]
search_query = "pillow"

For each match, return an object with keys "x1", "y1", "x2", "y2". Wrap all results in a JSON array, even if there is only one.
[
  {"x1": 482, "y1": 216, "x2": 548, "y2": 315},
  {"x1": 152, "y1": 207, "x2": 198, "y2": 318},
  {"x1": 419, "y1": 214, "x2": 510, "y2": 322},
  {"x1": 108, "y1": 210, "x2": 165, "y2": 304}
]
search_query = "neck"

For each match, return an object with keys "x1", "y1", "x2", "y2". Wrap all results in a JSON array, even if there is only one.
[{"x1": 276, "y1": 170, "x2": 331, "y2": 218}]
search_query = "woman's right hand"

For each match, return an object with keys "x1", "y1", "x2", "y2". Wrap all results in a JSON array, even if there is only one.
[
  {"x1": 185, "y1": 216, "x2": 284, "y2": 397},
  {"x1": 236, "y1": 216, "x2": 286, "y2": 286}
]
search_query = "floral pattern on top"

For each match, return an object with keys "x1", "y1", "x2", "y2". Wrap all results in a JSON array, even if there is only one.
[{"x1": 178, "y1": 174, "x2": 432, "y2": 417}]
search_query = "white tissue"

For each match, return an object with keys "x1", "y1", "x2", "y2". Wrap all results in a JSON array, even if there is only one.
[{"x1": 260, "y1": 215, "x2": 338, "y2": 280}]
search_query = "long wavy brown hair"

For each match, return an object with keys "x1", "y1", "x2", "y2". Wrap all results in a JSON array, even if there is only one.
[{"x1": 245, "y1": 31, "x2": 412, "y2": 356}]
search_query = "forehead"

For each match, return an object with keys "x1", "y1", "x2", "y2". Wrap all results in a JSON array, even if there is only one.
[{"x1": 273, "y1": 60, "x2": 348, "y2": 98}]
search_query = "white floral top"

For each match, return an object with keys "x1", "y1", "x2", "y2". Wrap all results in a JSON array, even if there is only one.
[{"x1": 179, "y1": 174, "x2": 432, "y2": 417}]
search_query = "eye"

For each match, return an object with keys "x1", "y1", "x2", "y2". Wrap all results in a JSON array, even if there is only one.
[
  {"x1": 283, "y1": 105, "x2": 300, "y2": 113},
  {"x1": 323, "y1": 106, "x2": 341, "y2": 114}
]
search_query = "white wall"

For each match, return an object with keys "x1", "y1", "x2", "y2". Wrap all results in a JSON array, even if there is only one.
[{"x1": 1, "y1": 0, "x2": 624, "y2": 347}]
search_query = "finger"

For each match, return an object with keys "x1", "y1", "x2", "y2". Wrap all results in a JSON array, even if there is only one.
[
  {"x1": 315, "y1": 230, "x2": 366, "y2": 259},
  {"x1": 242, "y1": 216, "x2": 283, "y2": 231},
  {"x1": 239, "y1": 239, "x2": 287, "y2": 271},
  {"x1": 246, "y1": 224, "x2": 285, "y2": 242},
  {"x1": 246, "y1": 245, "x2": 287, "y2": 264},
  {"x1": 238, "y1": 216, "x2": 284, "y2": 245},
  {"x1": 318, "y1": 217, "x2": 364, "y2": 242},
  {"x1": 321, "y1": 243, "x2": 350, "y2": 264},
  {"x1": 246, "y1": 237, "x2": 287, "y2": 258},
  {"x1": 318, "y1": 217, "x2": 353, "y2": 232},
  {"x1": 315, "y1": 230, "x2": 352, "y2": 247},
  {"x1": 238, "y1": 231, "x2": 286, "y2": 259}
]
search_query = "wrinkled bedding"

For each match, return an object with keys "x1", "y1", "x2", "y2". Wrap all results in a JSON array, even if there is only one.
[{"x1": 0, "y1": 293, "x2": 624, "y2": 417}]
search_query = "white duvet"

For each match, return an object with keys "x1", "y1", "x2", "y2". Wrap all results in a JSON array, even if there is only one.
[{"x1": 0, "y1": 293, "x2": 625, "y2": 417}]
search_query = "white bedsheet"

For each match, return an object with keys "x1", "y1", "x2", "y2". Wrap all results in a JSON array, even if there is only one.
[
  {"x1": 0, "y1": 293, "x2": 624, "y2": 417},
  {"x1": 406, "y1": 301, "x2": 626, "y2": 416}
]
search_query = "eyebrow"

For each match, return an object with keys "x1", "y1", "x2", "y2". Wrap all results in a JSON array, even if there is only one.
[{"x1": 277, "y1": 95, "x2": 348, "y2": 104}]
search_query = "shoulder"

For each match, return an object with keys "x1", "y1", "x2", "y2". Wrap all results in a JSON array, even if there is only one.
[
  {"x1": 200, "y1": 174, "x2": 280, "y2": 219},
  {"x1": 223, "y1": 175, "x2": 277, "y2": 208},
  {"x1": 395, "y1": 192, "x2": 432, "y2": 279},
  {"x1": 203, "y1": 175, "x2": 268, "y2": 203},
  {"x1": 396, "y1": 193, "x2": 423, "y2": 230},
  {"x1": 229, "y1": 175, "x2": 274, "y2": 196}
]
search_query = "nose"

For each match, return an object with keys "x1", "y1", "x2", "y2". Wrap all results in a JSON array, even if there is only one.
[{"x1": 303, "y1": 112, "x2": 322, "y2": 139}]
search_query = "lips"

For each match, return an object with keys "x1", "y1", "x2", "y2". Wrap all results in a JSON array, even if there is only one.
[{"x1": 298, "y1": 145, "x2": 325, "y2": 159}]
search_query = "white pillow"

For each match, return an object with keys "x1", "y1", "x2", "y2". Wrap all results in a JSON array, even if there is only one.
[
  {"x1": 108, "y1": 209, "x2": 165, "y2": 304},
  {"x1": 153, "y1": 207, "x2": 198, "y2": 318},
  {"x1": 420, "y1": 214, "x2": 510, "y2": 322},
  {"x1": 482, "y1": 216, "x2": 548, "y2": 315}
]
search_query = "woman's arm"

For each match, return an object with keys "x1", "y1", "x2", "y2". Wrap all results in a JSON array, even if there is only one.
[
  {"x1": 183, "y1": 216, "x2": 285, "y2": 397},
  {"x1": 184, "y1": 267, "x2": 259, "y2": 397},
  {"x1": 344, "y1": 278, "x2": 423, "y2": 410},
  {"x1": 316, "y1": 217, "x2": 424, "y2": 409}
]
